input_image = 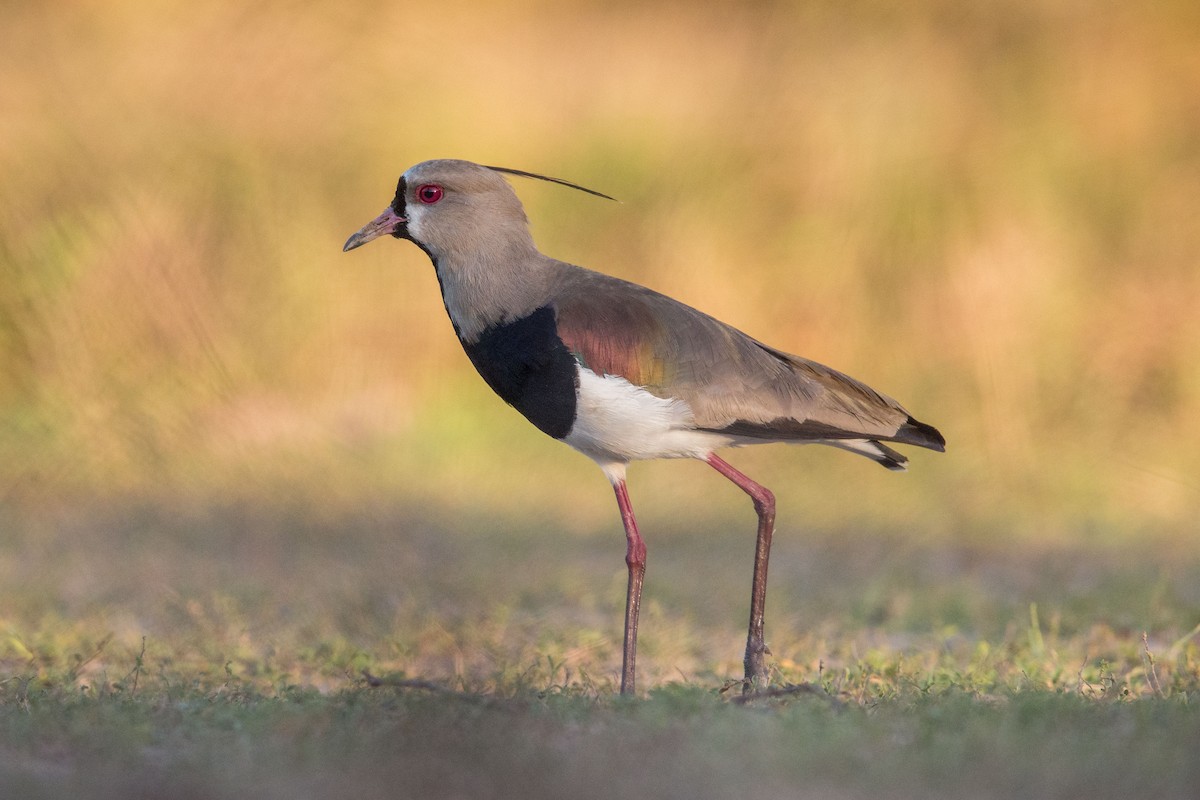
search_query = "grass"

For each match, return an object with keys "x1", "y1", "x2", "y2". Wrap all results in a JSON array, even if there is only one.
[
  {"x1": 3, "y1": 0, "x2": 1200, "y2": 796},
  {"x1": 2, "y1": 495, "x2": 1199, "y2": 798},
  {"x1": 3, "y1": 685, "x2": 1198, "y2": 800}
]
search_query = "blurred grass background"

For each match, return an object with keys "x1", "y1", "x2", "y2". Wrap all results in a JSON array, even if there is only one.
[
  {"x1": 2, "y1": 0, "x2": 1199, "y2": 679},
  {"x1": 3, "y1": 0, "x2": 1199, "y2": 537},
  {"x1": 4, "y1": 0, "x2": 1199, "y2": 542}
]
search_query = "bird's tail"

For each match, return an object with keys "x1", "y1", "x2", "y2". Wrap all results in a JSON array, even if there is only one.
[{"x1": 893, "y1": 416, "x2": 946, "y2": 453}]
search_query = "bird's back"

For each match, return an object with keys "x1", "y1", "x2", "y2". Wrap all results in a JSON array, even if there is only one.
[{"x1": 547, "y1": 263, "x2": 944, "y2": 458}]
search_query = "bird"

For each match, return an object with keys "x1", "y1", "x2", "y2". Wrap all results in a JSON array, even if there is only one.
[{"x1": 343, "y1": 159, "x2": 945, "y2": 696}]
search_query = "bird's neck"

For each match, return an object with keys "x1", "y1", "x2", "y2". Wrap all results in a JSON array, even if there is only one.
[{"x1": 429, "y1": 243, "x2": 557, "y2": 343}]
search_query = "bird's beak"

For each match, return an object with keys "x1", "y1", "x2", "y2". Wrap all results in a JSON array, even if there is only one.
[{"x1": 343, "y1": 207, "x2": 407, "y2": 252}]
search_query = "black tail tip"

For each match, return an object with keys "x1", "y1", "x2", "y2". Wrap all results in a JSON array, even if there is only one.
[{"x1": 904, "y1": 416, "x2": 946, "y2": 452}]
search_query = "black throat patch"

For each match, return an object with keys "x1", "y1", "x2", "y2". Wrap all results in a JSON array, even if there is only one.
[{"x1": 459, "y1": 306, "x2": 579, "y2": 440}]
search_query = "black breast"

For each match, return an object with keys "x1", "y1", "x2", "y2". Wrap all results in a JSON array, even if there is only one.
[{"x1": 460, "y1": 306, "x2": 579, "y2": 439}]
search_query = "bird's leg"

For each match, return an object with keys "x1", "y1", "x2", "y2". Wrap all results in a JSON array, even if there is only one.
[
  {"x1": 612, "y1": 479, "x2": 647, "y2": 696},
  {"x1": 706, "y1": 454, "x2": 776, "y2": 694}
]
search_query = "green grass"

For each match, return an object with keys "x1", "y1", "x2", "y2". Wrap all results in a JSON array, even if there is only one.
[
  {"x1": 3, "y1": 684, "x2": 1198, "y2": 800},
  {"x1": 2, "y1": 495, "x2": 1199, "y2": 798}
]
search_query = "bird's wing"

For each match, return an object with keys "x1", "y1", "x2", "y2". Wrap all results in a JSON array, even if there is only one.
[{"x1": 550, "y1": 265, "x2": 944, "y2": 451}]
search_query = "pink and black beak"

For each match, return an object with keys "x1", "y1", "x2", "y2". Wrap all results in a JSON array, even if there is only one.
[
  {"x1": 343, "y1": 208, "x2": 408, "y2": 251},
  {"x1": 342, "y1": 205, "x2": 408, "y2": 252},
  {"x1": 343, "y1": 178, "x2": 410, "y2": 252}
]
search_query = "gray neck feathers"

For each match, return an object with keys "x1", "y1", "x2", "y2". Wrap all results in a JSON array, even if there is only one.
[{"x1": 433, "y1": 239, "x2": 556, "y2": 342}]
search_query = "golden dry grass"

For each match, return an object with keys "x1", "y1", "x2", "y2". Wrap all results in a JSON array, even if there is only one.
[{"x1": 3, "y1": 0, "x2": 1198, "y2": 538}]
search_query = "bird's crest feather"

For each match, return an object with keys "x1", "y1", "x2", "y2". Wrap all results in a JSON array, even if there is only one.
[{"x1": 484, "y1": 165, "x2": 617, "y2": 201}]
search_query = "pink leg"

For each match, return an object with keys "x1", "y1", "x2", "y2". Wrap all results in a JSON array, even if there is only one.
[
  {"x1": 613, "y1": 479, "x2": 647, "y2": 696},
  {"x1": 707, "y1": 454, "x2": 776, "y2": 693}
]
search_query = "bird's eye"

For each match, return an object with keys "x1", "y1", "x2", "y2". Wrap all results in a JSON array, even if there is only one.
[{"x1": 416, "y1": 184, "x2": 444, "y2": 204}]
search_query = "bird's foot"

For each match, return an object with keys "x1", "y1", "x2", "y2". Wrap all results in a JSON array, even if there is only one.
[{"x1": 741, "y1": 641, "x2": 772, "y2": 695}]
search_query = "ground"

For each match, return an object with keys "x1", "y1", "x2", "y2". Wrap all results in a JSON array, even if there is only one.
[{"x1": 2, "y1": 493, "x2": 1197, "y2": 799}]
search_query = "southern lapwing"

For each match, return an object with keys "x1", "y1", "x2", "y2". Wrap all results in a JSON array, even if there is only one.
[{"x1": 344, "y1": 159, "x2": 945, "y2": 695}]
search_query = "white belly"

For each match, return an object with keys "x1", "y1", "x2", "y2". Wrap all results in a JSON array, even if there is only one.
[{"x1": 563, "y1": 367, "x2": 731, "y2": 478}]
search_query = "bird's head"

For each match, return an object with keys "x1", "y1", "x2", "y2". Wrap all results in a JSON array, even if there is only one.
[{"x1": 342, "y1": 159, "x2": 613, "y2": 263}]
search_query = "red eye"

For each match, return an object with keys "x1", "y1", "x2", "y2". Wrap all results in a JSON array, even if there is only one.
[{"x1": 416, "y1": 184, "x2": 444, "y2": 204}]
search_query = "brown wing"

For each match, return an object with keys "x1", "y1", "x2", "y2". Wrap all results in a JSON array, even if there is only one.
[{"x1": 549, "y1": 265, "x2": 945, "y2": 452}]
